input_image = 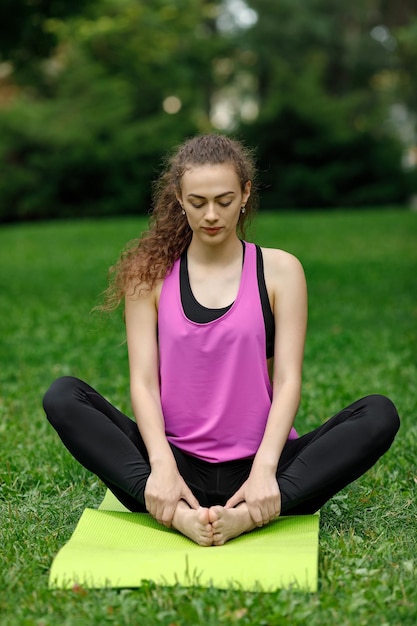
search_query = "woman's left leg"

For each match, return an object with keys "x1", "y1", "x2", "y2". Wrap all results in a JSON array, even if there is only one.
[{"x1": 277, "y1": 394, "x2": 400, "y2": 515}]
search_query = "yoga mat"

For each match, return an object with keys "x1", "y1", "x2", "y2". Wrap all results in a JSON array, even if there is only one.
[{"x1": 49, "y1": 491, "x2": 319, "y2": 592}]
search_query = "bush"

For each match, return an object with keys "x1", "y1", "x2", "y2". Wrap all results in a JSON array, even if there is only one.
[
  {"x1": 0, "y1": 57, "x2": 198, "y2": 221},
  {"x1": 240, "y1": 101, "x2": 412, "y2": 210}
]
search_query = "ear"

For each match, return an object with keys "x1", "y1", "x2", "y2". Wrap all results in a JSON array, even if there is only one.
[
  {"x1": 242, "y1": 180, "x2": 251, "y2": 205},
  {"x1": 175, "y1": 192, "x2": 183, "y2": 207}
]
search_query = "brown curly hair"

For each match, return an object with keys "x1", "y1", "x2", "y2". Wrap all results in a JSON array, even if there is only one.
[{"x1": 102, "y1": 133, "x2": 258, "y2": 310}]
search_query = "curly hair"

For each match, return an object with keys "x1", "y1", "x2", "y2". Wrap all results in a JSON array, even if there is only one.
[{"x1": 102, "y1": 133, "x2": 258, "y2": 310}]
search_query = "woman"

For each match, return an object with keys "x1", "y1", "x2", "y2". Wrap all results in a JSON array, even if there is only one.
[{"x1": 43, "y1": 134, "x2": 399, "y2": 546}]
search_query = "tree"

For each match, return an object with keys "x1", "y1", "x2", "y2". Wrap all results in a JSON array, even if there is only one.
[
  {"x1": 234, "y1": 0, "x2": 415, "y2": 207},
  {"x1": 0, "y1": 0, "x2": 415, "y2": 220},
  {"x1": 0, "y1": 0, "x2": 99, "y2": 83},
  {"x1": 0, "y1": 0, "x2": 234, "y2": 220}
]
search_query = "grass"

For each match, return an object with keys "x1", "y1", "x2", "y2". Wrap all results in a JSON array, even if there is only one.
[{"x1": 0, "y1": 208, "x2": 416, "y2": 626}]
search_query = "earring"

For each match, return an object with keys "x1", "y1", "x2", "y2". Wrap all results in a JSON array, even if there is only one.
[
  {"x1": 240, "y1": 205, "x2": 246, "y2": 214},
  {"x1": 181, "y1": 209, "x2": 186, "y2": 215}
]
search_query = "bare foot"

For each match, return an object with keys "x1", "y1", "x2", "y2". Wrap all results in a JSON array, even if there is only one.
[
  {"x1": 172, "y1": 501, "x2": 213, "y2": 546},
  {"x1": 208, "y1": 503, "x2": 256, "y2": 546}
]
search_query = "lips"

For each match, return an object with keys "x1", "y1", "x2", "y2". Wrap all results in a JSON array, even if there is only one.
[{"x1": 203, "y1": 227, "x2": 222, "y2": 234}]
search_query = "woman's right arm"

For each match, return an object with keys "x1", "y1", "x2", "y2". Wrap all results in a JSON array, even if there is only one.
[{"x1": 125, "y1": 286, "x2": 199, "y2": 525}]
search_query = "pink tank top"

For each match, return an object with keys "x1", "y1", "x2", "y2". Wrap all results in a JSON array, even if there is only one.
[{"x1": 158, "y1": 241, "x2": 298, "y2": 462}]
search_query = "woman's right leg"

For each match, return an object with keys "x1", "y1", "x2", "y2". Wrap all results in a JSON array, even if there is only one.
[{"x1": 43, "y1": 376, "x2": 150, "y2": 512}]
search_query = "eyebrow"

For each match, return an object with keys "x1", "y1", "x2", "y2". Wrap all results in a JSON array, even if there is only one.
[{"x1": 187, "y1": 191, "x2": 235, "y2": 199}]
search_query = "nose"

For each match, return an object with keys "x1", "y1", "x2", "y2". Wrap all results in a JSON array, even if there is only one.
[{"x1": 205, "y1": 202, "x2": 219, "y2": 223}]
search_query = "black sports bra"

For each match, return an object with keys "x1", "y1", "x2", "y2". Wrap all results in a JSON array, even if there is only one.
[{"x1": 180, "y1": 243, "x2": 275, "y2": 359}]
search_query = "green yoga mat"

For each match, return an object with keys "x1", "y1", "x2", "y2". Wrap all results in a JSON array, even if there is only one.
[{"x1": 49, "y1": 491, "x2": 319, "y2": 592}]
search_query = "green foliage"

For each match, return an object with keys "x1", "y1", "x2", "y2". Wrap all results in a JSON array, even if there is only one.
[
  {"x1": 395, "y1": 17, "x2": 417, "y2": 111},
  {"x1": 0, "y1": 1, "x2": 225, "y2": 221},
  {"x1": 0, "y1": 0, "x2": 98, "y2": 78},
  {"x1": 241, "y1": 86, "x2": 410, "y2": 209},
  {"x1": 0, "y1": 53, "x2": 196, "y2": 221},
  {"x1": 0, "y1": 0, "x2": 416, "y2": 220},
  {"x1": 0, "y1": 210, "x2": 416, "y2": 624},
  {"x1": 238, "y1": 0, "x2": 415, "y2": 208}
]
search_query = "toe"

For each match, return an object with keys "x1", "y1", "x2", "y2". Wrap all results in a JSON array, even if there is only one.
[{"x1": 208, "y1": 505, "x2": 222, "y2": 524}]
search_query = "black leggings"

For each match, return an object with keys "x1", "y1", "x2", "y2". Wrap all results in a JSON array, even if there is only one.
[{"x1": 43, "y1": 376, "x2": 400, "y2": 515}]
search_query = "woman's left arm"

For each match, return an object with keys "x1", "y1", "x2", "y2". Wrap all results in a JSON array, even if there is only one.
[{"x1": 225, "y1": 249, "x2": 307, "y2": 525}]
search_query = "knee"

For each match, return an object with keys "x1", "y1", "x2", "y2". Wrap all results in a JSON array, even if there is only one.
[
  {"x1": 43, "y1": 376, "x2": 81, "y2": 428},
  {"x1": 364, "y1": 394, "x2": 400, "y2": 447}
]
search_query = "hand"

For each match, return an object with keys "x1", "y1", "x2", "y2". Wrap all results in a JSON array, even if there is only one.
[
  {"x1": 225, "y1": 469, "x2": 281, "y2": 527},
  {"x1": 144, "y1": 467, "x2": 199, "y2": 528}
]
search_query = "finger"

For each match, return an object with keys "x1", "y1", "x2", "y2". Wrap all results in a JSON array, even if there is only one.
[
  {"x1": 225, "y1": 491, "x2": 244, "y2": 509},
  {"x1": 264, "y1": 496, "x2": 279, "y2": 522},
  {"x1": 144, "y1": 494, "x2": 155, "y2": 517},
  {"x1": 265, "y1": 501, "x2": 276, "y2": 523},
  {"x1": 273, "y1": 498, "x2": 281, "y2": 519},
  {"x1": 271, "y1": 493, "x2": 281, "y2": 518},
  {"x1": 183, "y1": 488, "x2": 200, "y2": 510},
  {"x1": 249, "y1": 504, "x2": 264, "y2": 527},
  {"x1": 160, "y1": 505, "x2": 175, "y2": 528},
  {"x1": 154, "y1": 501, "x2": 165, "y2": 525},
  {"x1": 148, "y1": 498, "x2": 166, "y2": 525}
]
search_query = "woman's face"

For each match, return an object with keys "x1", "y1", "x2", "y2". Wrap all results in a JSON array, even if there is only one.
[{"x1": 177, "y1": 163, "x2": 251, "y2": 246}]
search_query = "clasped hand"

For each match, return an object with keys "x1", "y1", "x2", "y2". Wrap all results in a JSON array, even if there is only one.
[
  {"x1": 225, "y1": 470, "x2": 281, "y2": 527},
  {"x1": 144, "y1": 468, "x2": 199, "y2": 527}
]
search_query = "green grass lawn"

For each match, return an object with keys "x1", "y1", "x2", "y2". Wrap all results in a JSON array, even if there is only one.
[{"x1": 0, "y1": 209, "x2": 416, "y2": 625}]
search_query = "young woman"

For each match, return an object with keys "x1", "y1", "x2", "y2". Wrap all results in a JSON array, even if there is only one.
[{"x1": 43, "y1": 134, "x2": 400, "y2": 546}]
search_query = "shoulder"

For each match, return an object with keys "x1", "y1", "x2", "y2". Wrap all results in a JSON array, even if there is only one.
[
  {"x1": 124, "y1": 254, "x2": 180, "y2": 310},
  {"x1": 259, "y1": 246, "x2": 307, "y2": 312},
  {"x1": 260, "y1": 246, "x2": 305, "y2": 282},
  {"x1": 125, "y1": 278, "x2": 164, "y2": 316}
]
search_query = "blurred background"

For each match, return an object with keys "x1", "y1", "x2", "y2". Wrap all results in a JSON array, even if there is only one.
[{"x1": 0, "y1": 0, "x2": 416, "y2": 222}]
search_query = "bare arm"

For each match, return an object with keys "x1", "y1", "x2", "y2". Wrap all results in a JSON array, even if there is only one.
[
  {"x1": 226, "y1": 249, "x2": 307, "y2": 524},
  {"x1": 125, "y1": 285, "x2": 199, "y2": 525}
]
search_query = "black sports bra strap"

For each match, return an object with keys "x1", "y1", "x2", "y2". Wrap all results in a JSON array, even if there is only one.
[
  {"x1": 255, "y1": 245, "x2": 275, "y2": 359},
  {"x1": 180, "y1": 243, "x2": 275, "y2": 358}
]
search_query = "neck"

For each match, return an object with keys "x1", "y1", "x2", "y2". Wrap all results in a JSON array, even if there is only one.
[{"x1": 187, "y1": 234, "x2": 242, "y2": 266}]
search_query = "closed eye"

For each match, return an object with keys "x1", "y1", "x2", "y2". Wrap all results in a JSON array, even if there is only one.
[
  {"x1": 190, "y1": 200, "x2": 232, "y2": 208},
  {"x1": 187, "y1": 192, "x2": 235, "y2": 208}
]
